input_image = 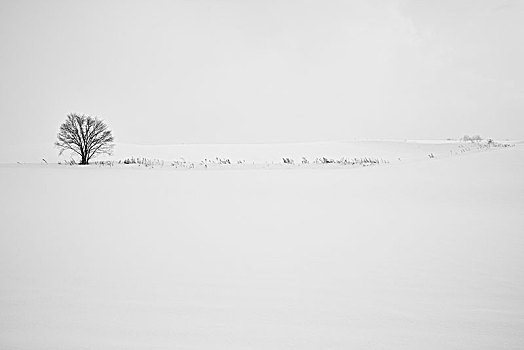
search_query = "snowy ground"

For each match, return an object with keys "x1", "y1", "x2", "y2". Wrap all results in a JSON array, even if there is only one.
[{"x1": 1, "y1": 141, "x2": 523, "y2": 349}]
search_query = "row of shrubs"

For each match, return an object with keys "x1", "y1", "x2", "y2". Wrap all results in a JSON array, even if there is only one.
[
  {"x1": 284, "y1": 156, "x2": 387, "y2": 166},
  {"x1": 61, "y1": 140, "x2": 512, "y2": 167},
  {"x1": 79, "y1": 156, "x2": 388, "y2": 168}
]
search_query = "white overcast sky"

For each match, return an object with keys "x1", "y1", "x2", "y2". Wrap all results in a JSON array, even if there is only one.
[{"x1": 0, "y1": 0, "x2": 523, "y2": 145}]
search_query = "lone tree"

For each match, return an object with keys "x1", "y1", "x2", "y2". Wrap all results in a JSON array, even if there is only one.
[{"x1": 55, "y1": 113, "x2": 114, "y2": 165}]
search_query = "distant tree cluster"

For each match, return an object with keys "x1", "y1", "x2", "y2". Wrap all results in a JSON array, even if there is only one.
[
  {"x1": 55, "y1": 113, "x2": 114, "y2": 165},
  {"x1": 462, "y1": 135, "x2": 482, "y2": 142}
]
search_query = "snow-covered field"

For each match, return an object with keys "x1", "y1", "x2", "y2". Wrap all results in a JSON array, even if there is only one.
[{"x1": 1, "y1": 141, "x2": 523, "y2": 349}]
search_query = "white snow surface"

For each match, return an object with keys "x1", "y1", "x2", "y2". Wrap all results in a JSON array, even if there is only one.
[{"x1": 1, "y1": 142, "x2": 523, "y2": 349}]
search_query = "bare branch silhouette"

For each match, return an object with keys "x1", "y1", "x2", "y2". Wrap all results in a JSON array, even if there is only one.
[{"x1": 55, "y1": 113, "x2": 114, "y2": 165}]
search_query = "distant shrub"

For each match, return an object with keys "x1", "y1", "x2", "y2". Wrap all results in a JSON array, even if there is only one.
[
  {"x1": 121, "y1": 157, "x2": 163, "y2": 167},
  {"x1": 462, "y1": 135, "x2": 482, "y2": 142}
]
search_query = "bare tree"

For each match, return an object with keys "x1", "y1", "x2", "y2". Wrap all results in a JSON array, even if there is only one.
[{"x1": 55, "y1": 113, "x2": 114, "y2": 165}]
